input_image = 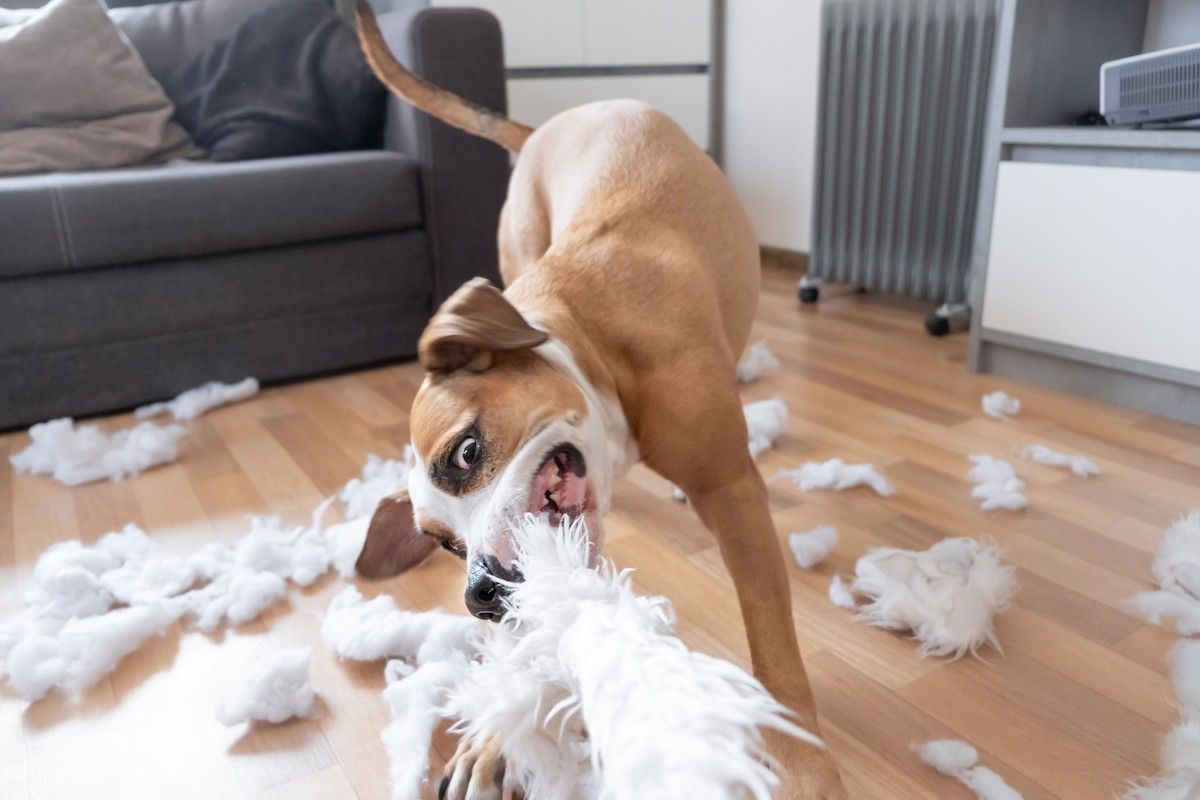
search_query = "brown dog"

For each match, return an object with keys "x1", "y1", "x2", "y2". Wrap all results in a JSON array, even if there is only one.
[{"x1": 353, "y1": 4, "x2": 845, "y2": 798}]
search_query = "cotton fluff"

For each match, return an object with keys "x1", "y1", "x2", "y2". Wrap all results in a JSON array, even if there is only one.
[
  {"x1": 446, "y1": 515, "x2": 822, "y2": 800},
  {"x1": 135, "y1": 378, "x2": 259, "y2": 422},
  {"x1": 9, "y1": 417, "x2": 187, "y2": 486},
  {"x1": 216, "y1": 647, "x2": 316, "y2": 726},
  {"x1": 913, "y1": 740, "x2": 1024, "y2": 800},
  {"x1": 1128, "y1": 511, "x2": 1200, "y2": 635},
  {"x1": 381, "y1": 657, "x2": 467, "y2": 800},
  {"x1": 772, "y1": 458, "x2": 894, "y2": 497},
  {"x1": 338, "y1": 450, "x2": 413, "y2": 520},
  {"x1": 322, "y1": 586, "x2": 479, "y2": 663},
  {"x1": 1120, "y1": 641, "x2": 1200, "y2": 800},
  {"x1": 743, "y1": 397, "x2": 788, "y2": 459},
  {"x1": 6, "y1": 604, "x2": 180, "y2": 701},
  {"x1": 846, "y1": 538, "x2": 1018, "y2": 658},
  {"x1": 1020, "y1": 444, "x2": 1100, "y2": 477},
  {"x1": 968, "y1": 455, "x2": 1028, "y2": 512},
  {"x1": 828, "y1": 575, "x2": 857, "y2": 610},
  {"x1": 981, "y1": 390, "x2": 1020, "y2": 419},
  {"x1": 736, "y1": 340, "x2": 781, "y2": 383},
  {"x1": 789, "y1": 526, "x2": 839, "y2": 569}
]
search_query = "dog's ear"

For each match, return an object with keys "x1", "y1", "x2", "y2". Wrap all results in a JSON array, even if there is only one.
[
  {"x1": 419, "y1": 277, "x2": 548, "y2": 373},
  {"x1": 355, "y1": 489, "x2": 438, "y2": 579}
]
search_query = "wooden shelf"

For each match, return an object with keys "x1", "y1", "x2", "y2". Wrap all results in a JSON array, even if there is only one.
[{"x1": 1001, "y1": 126, "x2": 1200, "y2": 151}]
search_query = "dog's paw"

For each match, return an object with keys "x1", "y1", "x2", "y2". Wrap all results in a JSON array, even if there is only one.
[
  {"x1": 768, "y1": 729, "x2": 847, "y2": 800},
  {"x1": 439, "y1": 733, "x2": 512, "y2": 800}
]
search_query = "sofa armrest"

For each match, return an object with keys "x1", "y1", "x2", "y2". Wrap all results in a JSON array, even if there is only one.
[{"x1": 376, "y1": 7, "x2": 510, "y2": 307}]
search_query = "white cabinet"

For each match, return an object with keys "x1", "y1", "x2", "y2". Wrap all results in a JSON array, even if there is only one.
[
  {"x1": 982, "y1": 161, "x2": 1200, "y2": 372},
  {"x1": 430, "y1": 0, "x2": 716, "y2": 151}
]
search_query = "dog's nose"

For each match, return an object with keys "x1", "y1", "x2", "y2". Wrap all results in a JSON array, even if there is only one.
[{"x1": 465, "y1": 554, "x2": 519, "y2": 621}]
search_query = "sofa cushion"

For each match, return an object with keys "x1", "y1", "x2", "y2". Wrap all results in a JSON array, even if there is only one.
[
  {"x1": 0, "y1": 0, "x2": 201, "y2": 177},
  {"x1": 163, "y1": 0, "x2": 384, "y2": 161},
  {"x1": 0, "y1": 150, "x2": 423, "y2": 279}
]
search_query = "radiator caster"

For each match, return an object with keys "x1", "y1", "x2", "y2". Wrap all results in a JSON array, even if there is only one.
[
  {"x1": 924, "y1": 314, "x2": 951, "y2": 336},
  {"x1": 799, "y1": 286, "x2": 820, "y2": 304}
]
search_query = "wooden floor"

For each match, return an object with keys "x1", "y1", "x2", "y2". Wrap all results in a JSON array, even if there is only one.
[{"x1": 3, "y1": 265, "x2": 1199, "y2": 799}]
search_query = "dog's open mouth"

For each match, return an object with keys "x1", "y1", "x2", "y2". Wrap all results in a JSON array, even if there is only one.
[{"x1": 528, "y1": 443, "x2": 590, "y2": 524}]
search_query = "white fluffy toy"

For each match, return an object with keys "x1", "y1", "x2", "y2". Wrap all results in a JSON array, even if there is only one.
[
  {"x1": 1128, "y1": 510, "x2": 1200, "y2": 636},
  {"x1": 833, "y1": 538, "x2": 1018, "y2": 658},
  {"x1": 326, "y1": 515, "x2": 822, "y2": 800},
  {"x1": 1121, "y1": 640, "x2": 1200, "y2": 800}
]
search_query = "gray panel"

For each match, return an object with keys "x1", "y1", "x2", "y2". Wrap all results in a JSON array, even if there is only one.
[{"x1": 812, "y1": 0, "x2": 1002, "y2": 304}]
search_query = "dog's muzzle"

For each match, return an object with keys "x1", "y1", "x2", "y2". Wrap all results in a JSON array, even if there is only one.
[{"x1": 465, "y1": 554, "x2": 522, "y2": 621}]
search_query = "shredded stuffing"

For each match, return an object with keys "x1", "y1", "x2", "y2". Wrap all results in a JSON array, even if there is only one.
[
  {"x1": 338, "y1": 450, "x2": 413, "y2": 520},
  {"x1": 743, "y1": 397, "x2": 788, "y2": 459},
  {"x1": 838, "y1": 538, "x2": 1018, "y2": 658},
  {"x1": 828, "y1": 575, "x2": 857, "y2": 610},
  {"x1": 322, "y1": 586, "x2": 479, "y2": 664},
  {"x1": 736, "y1": 340, "x2": 781, "y2": 383},
  {"x1": 135, "y1": 378, "x2": 259, "y2": 422},
  {"x1": 330, "y1": 515, "x2": 820, "y2": 800},
  {"x1": 772, "y1": 458, "x2": 894, "y2": 497},
  {"x1": 968, "y1": 454, "x2": 1028, "y2": 512},
  {"x1": 217, "y1": 647, "x2": 316, "y2": 726},
  {"x1": 9, "y1": 417, "x2": 187, "y2": 486},
  {"x1": 913, "y1": 740, "x2": 1024, "y2": 800},
  {"x1": 1020, "y1": 444, "x2": 1100, "y2": 477},
  {"x1": 789, "y1": 526, "x2": 839, "y2": 569},
  {"x1": 1, "y1": 455, "x2": 396, "y2": 702},
  {"x1": 1128, "y1": 511, "x2": 1200, "y2": 635},
  {"x1": 981, "y1": 390, "x2": 1021, "y2": 419}
]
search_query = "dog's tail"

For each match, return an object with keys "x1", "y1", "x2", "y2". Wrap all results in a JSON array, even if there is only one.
[{"x1": 355, "y1": 0, "x2": 533, "y2": 153}]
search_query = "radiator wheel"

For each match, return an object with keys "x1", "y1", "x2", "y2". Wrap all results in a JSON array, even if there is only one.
[
  {"x1": 799, "y1": 286, "x2": 820, "y2": 304},
  {"x1": 924, "y1": 313, "x2": 951, "y2": 337}
]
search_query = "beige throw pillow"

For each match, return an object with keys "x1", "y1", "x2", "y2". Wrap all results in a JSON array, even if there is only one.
[{"x1": 0, "y1": 0, "x2": 202, "y2": 176}]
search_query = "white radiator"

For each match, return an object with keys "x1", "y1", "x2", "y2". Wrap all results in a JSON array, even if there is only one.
[{"x1": 810, "y1": 0, "x2": 1001, "y2": 305}]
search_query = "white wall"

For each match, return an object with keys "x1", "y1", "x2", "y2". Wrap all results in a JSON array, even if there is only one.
[
  {"x1": 1144, "y1": 0, "x2": 1200, "y2": 51},
  {"x1": 721, "y1": 0, "x2": 821, "y2": 252}
]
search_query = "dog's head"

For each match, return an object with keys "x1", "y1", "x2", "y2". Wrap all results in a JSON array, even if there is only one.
[{"x1": 356, "y1": 278, "x2": 613, "y2": 619}]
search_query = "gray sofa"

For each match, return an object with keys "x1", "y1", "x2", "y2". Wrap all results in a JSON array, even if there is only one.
[{"x1": 0, "y1": 6, "x2": 510, "y2": 430}]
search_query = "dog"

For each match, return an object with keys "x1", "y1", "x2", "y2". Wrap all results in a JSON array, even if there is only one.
[{"x1": 352, "y1": 4, "x2": 845, "y2": 798}]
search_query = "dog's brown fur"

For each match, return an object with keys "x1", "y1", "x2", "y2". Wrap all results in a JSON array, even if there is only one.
[{"x1": 356, "y1": 4, "x2": 845, "y2": 797}]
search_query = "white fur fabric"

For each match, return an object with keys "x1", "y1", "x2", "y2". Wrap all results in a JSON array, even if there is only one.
[
  {"x1": 9, "y1": 417, "x2": 187, "y2": 486},
  {"x1": 1121, "y1": 640, "x2": 1200, "y2": 799},
  {"x1": 772, "y1": 458, "x2": 894, "y2": 497},
  {"x1": 1128, "y1": 511, "x2": 1200, "y2": 635},
  {"x1": 789, "y1": 526, "x2": 839, "y2": 569},
  {"x1": 736, "y1": 340, "x2": 781, "y2": 383},
  {"x1": 743, "y1": 397, "x2": 788, "y2": 459},
  {"x1": 913, "y1": 740, "x2": 1024, "y2": 799},
  {"x1": 968, "y1": 455, "x2": 1028, "y2": 512},
  {"x1": 844, "y1": 538, "x2": 1018, "y2": 658},
  {"x1": 338, "y1": 450, "x2": 413, "y2": 520},
  {"x1": 341, "y1": 515, "x2": 821, "y2": 800},
  {"x1": 135, "y1": 378, "x2": 259, "y2": 422},
  {"x1": 1020, "y1": 444, "x2": 1100, "y2": 477},
  {"x1": 981, "y1": 390, "x2": 1021, "y2": 419},
  {"x1": 217, "y1": 646, "x2": 316, "y2": 726}
]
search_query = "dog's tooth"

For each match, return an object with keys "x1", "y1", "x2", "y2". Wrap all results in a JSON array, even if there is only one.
[
  {"x1": 549, "y1": 491, "x2": 561, "y2": 505},
  {"x1": 548, "y1": 474, "x2": 562, "y2": 489}
]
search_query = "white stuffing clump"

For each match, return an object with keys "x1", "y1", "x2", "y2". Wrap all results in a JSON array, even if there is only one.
[
  {"x1": 736, "y1": 340, "x2": 781, "y2": 383},
  {"x1": 135, "y1": 377, "x2": 259, "y2": 422},
  {"x1": 913, "y1": 739, "x2": 1024, "y2": 799},
  {"x1": 981, "y1": 390, "x2": 1021, "y2": 419},
  {"x1": 968, "y1": 455, "x2": 1028, "y2": 512},
  {"x1": 338, "y1": 450, "x2": 413, "y2": 520},
  {"x1": 216, "y1": 647, "x2": 316, "y2": 726},
  {"x1": 1127, "y1": 511, "x2": 1200, "y2": 636},
  {"x1": 331, "y1": 515, "x2": 820, "y2": 800},
  {"x1": 743, "y1": 397, "x2": 788, "y2": 459},
  {"x1": 772, "y1": 458, "x2": 893, "y2": 497},
  {"x1": 788, "y1": 526, "x2": 839, "y2": 569},
  {"x1": 322, "y1": 586, "x2": 479, "y2": 664},
  {"x1": 828, "y1": 575, "x2": 857, "y2": 610},
  {"x1": 836, "y1": 538, "x2": 1018, "y2": 658},
  {"x1": 9, "y1": 417, "x2": 187, "y2": 486},
  {"x1": 1020, "y1": 444, "x2": 1100, "y2": 477}
]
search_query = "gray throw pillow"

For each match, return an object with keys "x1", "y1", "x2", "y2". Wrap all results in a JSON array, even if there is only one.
[
  {"x1": 0, "y1": 0, "x2": 202, "y2": 177},
  {"x1": 110, "y1": 0, "x2": 290, "y2": 86}
]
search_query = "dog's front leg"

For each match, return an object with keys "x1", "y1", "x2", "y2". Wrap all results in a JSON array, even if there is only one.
[{"x1": 687, "y1": 468, "x2": 847, "y2": 800}]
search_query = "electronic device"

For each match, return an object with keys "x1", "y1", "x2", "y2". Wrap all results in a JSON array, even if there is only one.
[{"x1": 1101, "y1": 41, "x2": 1200, "y2": 126}]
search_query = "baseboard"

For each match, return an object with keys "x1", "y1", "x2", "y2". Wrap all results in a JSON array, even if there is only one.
[{"x1": 759, "y1": 246, "x2": 808, "y2": 274}]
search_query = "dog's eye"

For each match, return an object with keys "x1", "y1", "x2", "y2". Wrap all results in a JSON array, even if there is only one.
[{"x1": 453, "y1": 437, "x2": 480, "y2": 470}]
